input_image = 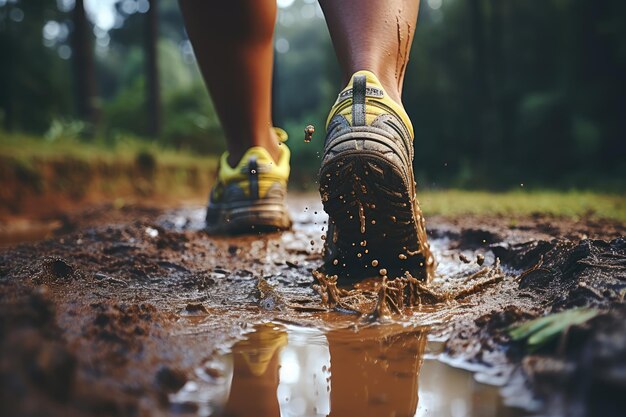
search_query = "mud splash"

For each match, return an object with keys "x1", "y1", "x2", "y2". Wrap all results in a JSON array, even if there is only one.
[{"x1": 312, "y1": 258, "x2": 504, "y2": 318}]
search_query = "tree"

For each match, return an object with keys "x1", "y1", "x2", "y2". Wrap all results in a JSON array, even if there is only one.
[
  {"x1": 145, "y1": 0, "x2": 161, "y2": 137},
  {"x1": 71, "y1": 0, "x2": 100, "y2": 131}
]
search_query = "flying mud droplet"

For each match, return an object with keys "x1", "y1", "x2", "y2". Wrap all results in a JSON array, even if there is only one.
[
  {"x1": 360, "y1": 240, "x2": 367, "y2": 247},
  {"x1": 477, "y1": 254, "x2": 485, "y2": 266},
  {"x1": 332, "y1": 259, "x2": 339, "y2": 265},
  {"x1": 304, "y1": 124, "x2": 315, "y2": 143},
  {"x1": 379, "y1": 268, "x2": 388, "y2": 276},
  {"x1": 358, "y1": 201, "x2": 366, "y2": 234},
  {"x1": 459, "y1": 253, "x2": 471, "y2": 263},
  {"x1": 371, "y1": 260, "x2": 379, "y2": 267},
  {"x1": 357, "y1": 253, "x2": 362, "y2": 258},
  {"x1": 398, "y1": 254, "x2": 407, "y2": 260}
]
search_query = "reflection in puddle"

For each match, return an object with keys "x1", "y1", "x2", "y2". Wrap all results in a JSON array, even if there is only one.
[{"x1": 174, "y1": 323, "x2": 526, "y2": 417}]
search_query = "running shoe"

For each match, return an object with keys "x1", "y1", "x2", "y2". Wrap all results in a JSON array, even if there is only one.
[
  {"x1": 206, "y1": 128, "x2": 292, "y2": 233},
  {"x1": 319, "y1": 71, "x2": 434, "y2": 280}
]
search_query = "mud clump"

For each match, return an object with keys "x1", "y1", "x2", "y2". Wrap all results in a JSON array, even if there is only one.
[
  {"x1": 256, "y1": 277, "x2": 287, "y2": 311},
  {"x1": 81, "y1": 302, "x2": 158, "y2": 375},
  {"x1": 554, "y1": 306, "x2": 626, "y2": 417},
  {"x1": 492, "y1": 239, "x2": 555, "y2": 270},
  {"x1": 445, "y1": 237, "x2": 626, "y2": 417},
  {"x1": 155, "y1": 366, "x2": 187, "y2": 393},
  {"x1": 181, "y1": 302, "x2": 209, "y2": 315},
  {"x1": 454, "y1": 228, "x2": 503, "y2": 249},
  {"x1": 0, "y1": 286, "x2": 77, "y2": 415},
  {"x1": 28, "y1": 257, "x2": 81, "y2": 285},
  {"x1": 506, "y1": 238, "x2": 626, "y2": 309}
]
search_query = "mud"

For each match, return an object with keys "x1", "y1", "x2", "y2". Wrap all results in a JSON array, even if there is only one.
[{"x1": 0, "y1": 197, "x2": 625, "y2": 417}]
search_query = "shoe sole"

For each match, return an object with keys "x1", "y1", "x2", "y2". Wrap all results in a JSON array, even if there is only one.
[
  {"x1": 319, "y1": 127, "x2": 433, "y2": 280},
  {"x1": 206, "y1": 201, "x2": 292, "y2": 234}
]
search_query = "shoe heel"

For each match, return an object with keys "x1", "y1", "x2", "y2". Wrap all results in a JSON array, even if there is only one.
[{"x1": 319, "y1": 130, "x2": 432, "y2": 279}]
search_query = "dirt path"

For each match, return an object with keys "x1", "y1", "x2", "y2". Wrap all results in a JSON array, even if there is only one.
[{"x1": 1, "y1": 196, "x2": 625, "y2": 417}]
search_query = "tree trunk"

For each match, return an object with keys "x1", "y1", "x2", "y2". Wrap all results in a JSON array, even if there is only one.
[
  {"x1": 468, "y1": 0, "x2": 490, "y2": 176},
  {"x1": 145, "y1": 0, "x2": 161, "y2": 137},
  {"x1": 71, "y1": 0, "x2": 99, "y2": 131},
  {"x1": 489, "y1": 0, "x2": 507, "y2": 165}
]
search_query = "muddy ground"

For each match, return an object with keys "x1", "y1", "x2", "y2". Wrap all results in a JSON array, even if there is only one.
[{"x1": 1, "y1": 197, "x2": 625, "y2": 417}]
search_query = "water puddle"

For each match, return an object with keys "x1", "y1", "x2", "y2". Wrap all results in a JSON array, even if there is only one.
[
  {"x1": 0, "y1": 219, "x2": 61, "y2": 247},
  {"x1": 172, "y1": 322, "x2": 527, "y2": 417}
]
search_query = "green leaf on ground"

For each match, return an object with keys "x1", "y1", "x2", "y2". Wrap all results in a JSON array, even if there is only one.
[{"x1": 508, "y1": 308, "x2": 600, "y2": 350}]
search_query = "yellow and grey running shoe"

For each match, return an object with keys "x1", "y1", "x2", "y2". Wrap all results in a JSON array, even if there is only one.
[
  {"x1": 319, "y1": 71, "x2": 435, "y2": 280},
  {"x1": 206, "y1": 128, "x2": 292, "y2": 233}
]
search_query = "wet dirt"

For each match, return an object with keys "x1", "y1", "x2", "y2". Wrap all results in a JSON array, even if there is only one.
[{"x1": 0, "y1": 196, "x2": 625, "y2": 417}]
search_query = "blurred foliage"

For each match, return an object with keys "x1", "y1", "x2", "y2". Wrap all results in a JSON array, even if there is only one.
[{"x1": 0, "y1": 0, "x2": 624, "y2": 190}]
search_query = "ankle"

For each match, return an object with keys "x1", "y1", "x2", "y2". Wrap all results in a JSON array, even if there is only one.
[
  {"x1": 226, "y1": 127, "x2": 281, "y2": 167},
  {"x1": 346, "y1": 68, "x2": 403, "y2": 105},
  {"x1": 371, "y1": 72, "x2": 403, "y2": 105}
]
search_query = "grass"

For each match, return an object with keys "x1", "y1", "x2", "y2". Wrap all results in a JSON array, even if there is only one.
[
  {"x1": 1, "y1": 132, "x2": 624, "y2": 222},
  {"x1": 0, "y1": 131, "x2": 214, "y2": 167},
  {"x1": 420, "y1": 189, "x2": 626, "y2": 222}
]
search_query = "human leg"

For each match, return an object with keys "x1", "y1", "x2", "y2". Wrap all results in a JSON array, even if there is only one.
[
  {"x1": 318, "y1": 0, "x2": 434, "y2": 278},
  {"x1": 319, "y1": 0, "x2": 419, "y2": 104},
  {"x1": 179, "y1": 0, "x2": 280, "y2": 166},
  {"x1": 179, "y1": 1, "x2": 291, "y2": 233}
]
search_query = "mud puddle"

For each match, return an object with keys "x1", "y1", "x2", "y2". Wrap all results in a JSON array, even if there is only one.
[
  {"x1": 1, "y1": 196, "x2": 624, "y2": 417},
  {"x1": 0, "y1": 218, "x2": 62, "y2": 247},
  {"x1": 169, "y1": 322, "x2": 526, "y2": 417}
]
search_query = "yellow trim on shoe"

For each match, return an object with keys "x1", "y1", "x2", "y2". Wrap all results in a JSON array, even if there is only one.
[
  {"x1": 216, "y1": 127, "x2": 290, "y2": 199},
  {"x1": 325, "y1": 70, "x2": 414, "y2": 138}
]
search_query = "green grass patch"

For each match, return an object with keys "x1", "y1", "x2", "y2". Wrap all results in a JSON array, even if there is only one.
[
  {"x1": 420, "y1": 189, "x2": 626, "y2": 222},
  {"x1": 0, "y1": 131, "x2": 214, "y2": 167}
]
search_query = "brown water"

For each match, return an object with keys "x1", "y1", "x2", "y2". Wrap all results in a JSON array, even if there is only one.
[
  {"x1": 172, "y1": 322, "x2": 528, "y2": 417},
  {"x1": 0, "y1": 218, "x2": 61, "y2": 247}
]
